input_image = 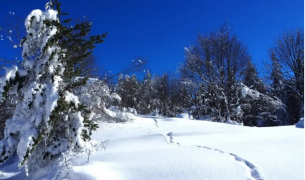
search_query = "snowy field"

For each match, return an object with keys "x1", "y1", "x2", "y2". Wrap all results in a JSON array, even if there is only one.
[{"x1": 0, "y1": 115, "x2": 304, "y2": 180}]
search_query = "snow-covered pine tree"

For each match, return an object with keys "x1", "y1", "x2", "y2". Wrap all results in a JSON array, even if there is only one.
[
  {"x1": 138, "y1": 70, "x2": 155, "y2": 114},
  {"x1": 168, "y1": 75, "x2": 185, "y2": 116},
  {"x1": 270, "y1": 52, "x2": 284, "y2": 97},
  {"x1": 242, "y1": 61, "x2": 272, "y2": 126},
  {"x1": 244, "y1": 61, "x2": 267, "y2": 94},
  {"x1": 237, "y1": 83, "x2": 284, "y2": 126},
  {"x1": 116, "y1": 74, "x2": 140, "y2": 110},
  {"x1": 0, "y1": 1, "x2": 106, "y2": 175},
  {"x1": 154, "y1": 73, "x2": 171, "y2": 116},
  {"x1": 242, "y1": 60, "x2": 285, "y2": 126}
]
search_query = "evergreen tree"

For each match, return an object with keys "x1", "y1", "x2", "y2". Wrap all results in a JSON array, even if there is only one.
[
  {"x1": 270, "y1": 51, "x2": 290, "y2": 125},
  {"x1": 115, "y1": 74, "x2": 140, "y2": 110},
  {"x1": 242, "y1": 61, "x2": 283, "y2": 126},
  {"x1": 138, "y1": 70, "x2": 156, "y2": 114},
  {"x1": 154, "y1": 73, "x2": 170, "y2": 116},
  {"x1": 270, "y1": 52, "x2": 284, "y2": 96},
  {"x1": 238, "y1": 84, "x2": 284, "y2": 126},
  {"x1": 0, "y1": 1, "x2": 106, "y2": 174},
  {"x1": 244, "y1": 61, "x2": 267, "y2": 94},
  {"x1": 168, "y1": 75, "x2": 185, "y2": 116}
]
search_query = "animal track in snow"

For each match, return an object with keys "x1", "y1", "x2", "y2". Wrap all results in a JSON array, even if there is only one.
[
  {"x1": 229, "y1": 153, "x2": 264, "y2": 180},
  {"x1": 165, "y1": 132, "x2": 174, "y2": 143},
  {"x1": 165, "y1": 132, "x2": 264, "y2": 180},
  {"x1": 153, "y1": 118, "x2": 159, "y2": 128}
]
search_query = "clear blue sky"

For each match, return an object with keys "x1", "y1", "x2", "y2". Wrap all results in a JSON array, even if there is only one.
[{"x1": 0, "y1": 0, "x2": 304, "y2": 76}]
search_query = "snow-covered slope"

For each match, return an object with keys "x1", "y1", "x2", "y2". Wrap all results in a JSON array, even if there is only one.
[{"x1": 0, "y1": 115, "x2": 304, "y2": 180}]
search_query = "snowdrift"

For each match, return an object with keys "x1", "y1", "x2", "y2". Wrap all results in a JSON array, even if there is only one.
[{"x1": 0, "y1": 115, "x2": 303, "y2": 180}]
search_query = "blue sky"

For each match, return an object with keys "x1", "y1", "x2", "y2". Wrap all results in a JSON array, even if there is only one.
[{"x1": 0, "y1": 0, "x2": 304, "y2": 77}]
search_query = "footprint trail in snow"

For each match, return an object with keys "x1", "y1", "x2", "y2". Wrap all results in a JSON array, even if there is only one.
[{"x1": 165, "y1": 131, "x2": 264, "y2": 180}]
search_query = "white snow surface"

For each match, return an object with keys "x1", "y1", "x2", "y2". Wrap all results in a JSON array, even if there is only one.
[{"x1": 0, "y1": 115, "x2": 303, "y2": 180}]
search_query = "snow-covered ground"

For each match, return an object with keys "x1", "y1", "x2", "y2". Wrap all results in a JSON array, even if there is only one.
[{"x1": 0, "y1": 115, "x2": 304, "y2": 180}]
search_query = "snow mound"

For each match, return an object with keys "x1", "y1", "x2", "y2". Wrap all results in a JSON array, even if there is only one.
[
  {"x1": 177, "y1": 113, "x2": 193, "y2": 120},
  {"x1": 225, "y1": 119, "x2": 243, "y2": 125},
  {"x1": 0, "y1": 116, "x2": 303, "y2": 180},
  {"x1": 295, "y1": 118, "x2": 304, "y2": 128}
]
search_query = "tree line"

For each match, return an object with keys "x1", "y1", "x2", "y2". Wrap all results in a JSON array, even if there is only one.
[
  {"x1": 0, "y1": 7, "x2": 302, "y2": 128},
  {"x1": 113, "y1": 25, "x2": 304, "y2": 127}
]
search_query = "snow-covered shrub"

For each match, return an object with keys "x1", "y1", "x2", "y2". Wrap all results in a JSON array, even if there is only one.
[
  {"x1": 237, "y1": 84, "x2": 284, "y2": 126},
  {"x1": 123, "y1": 107, "x2": 138, "y2": 115},
  {"x1": 0, "y1": 2, "x2": 105, "y2": 176},
  {"x1": 177, "y1": 113, "x2": 194, "y2": 120},
  {"x1": 73, "y1": 77, "x2": 130, "y2": 123},
  {"x1": 73, "y1": 77, "x2": 108, "y2": 121},
  {"x1": 225, "y1": 119, "x2": 243, "y2": 125},
  {"x1": 105, "y1": 107, "x2": 135, "y2": 122}
]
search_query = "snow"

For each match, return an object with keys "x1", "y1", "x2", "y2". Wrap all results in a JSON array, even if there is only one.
[
  {"x1": 44, "y1": 75, "x2": 62, "y2": 123},
  {"x1": 241, "y1": 85, "x2": 259, "y2": 98},
  {"x1": 64, "y1": 91, "x2": 80, "y2": 107},
  {"x1": 16, "y1": 128, "x2": 37, "y2": 166},
  {"x1": 225, "y1": 119, "x2": 243, "y2": 125},
  {"x1": 0, "y1": 65, "x2": 18, "y2": 86},
  {"x1": 24, "y1": 9, "x2": 57, "y2": 32},
  {"x1": 177, "y1": 113, "x2": 193, "y2": 119},
  {"x1": 0, "y1": 64, "x2": 19, "y2": 107},
  {"x1": 72, "y1": 161, "x2": 119, "y2": 180},
  {"x1": 0, "y1": 115, "x2": 303, "y2": 180},
  {"x1": 44, "y1": 9, "x2": 58, "y2": 21},
  {"x1": 296, "y1": 118, "x2": 304, "y2": 128},
  {"x1": 110, "y1": 93, "x2": 121, "y2": 102},
  {"x1": 24, "y1": 10, "x2": 42, "y2": 30}
]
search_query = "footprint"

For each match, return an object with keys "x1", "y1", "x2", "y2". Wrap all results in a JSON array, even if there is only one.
[
  {"x1": 166, "y1": 132, "x2": 174, "y2": 143},
  {"x1": 153, "y1": 118, "x2": 159, "y2": 128},
  {"x1": 164, "y1": 133, "x2": 264, "y2": 180},
  {"x1": 229, "y1": 153, "x2": 263, "y2": 180}
]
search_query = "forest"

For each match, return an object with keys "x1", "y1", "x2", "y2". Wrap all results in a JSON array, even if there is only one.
[{"x1": 111, "y1": 24, "x2": 303, "y2": 127}]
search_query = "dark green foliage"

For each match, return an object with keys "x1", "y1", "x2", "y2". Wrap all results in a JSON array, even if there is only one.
[
  {"x1": 116, "y1": 74, "x2": 140, "y2": 109},
  {"x1": 244, "y1": 61, "x2": 267, "y2": 94},
  {"x1": 1, "y1": 72, "x2": 25, "y2": 100},
  {"x1": 0, "y1": 0, "x2": 106, "y2": 169},
  {"x1": 51, "y1": 0, "x2": 107, "y2": 80},
  {"x1": 239, "y1": 88, "x2": 281, "y2": 127}
]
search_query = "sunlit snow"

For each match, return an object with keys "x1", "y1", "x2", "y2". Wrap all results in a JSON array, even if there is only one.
[{"x1": 0, "y1": 115, "x2": 303, "y2": 180}]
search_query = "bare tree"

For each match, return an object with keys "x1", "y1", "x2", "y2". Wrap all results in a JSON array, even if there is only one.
[
  {"x1": 271, "y1": 29, "x2": 304, "y2": 98},
  {"x1": 270, "y1": 29, "x2": 304, "y2": 123},
  {"x1": 101, "y1": 58, "x2": 147, "y2": 82},
  {"x1": 77, "y1": 55, "x2": 100, "y2": 78},
  {"x1": 180, "y1": 24, "x2": 249, "y2": 121}
]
